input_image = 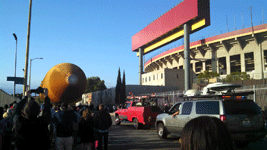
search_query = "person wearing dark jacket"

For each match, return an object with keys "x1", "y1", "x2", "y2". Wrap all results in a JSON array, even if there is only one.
[
  {"x1": 93, "y1": 104, "x2": 112, "y2": 150},
  {"x1": 52, "y1": 102, "x2": 77, "y2": 150},
  {"x1": 13, "y1": 88, "x2": 51, "y2": 150},
  {"x1": 78, "y1": 108, "x2": 94, "y2": 150}
]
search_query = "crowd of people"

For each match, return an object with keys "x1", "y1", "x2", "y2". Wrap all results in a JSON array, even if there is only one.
[
  {"x1": 0, "y1": 89, "x2": 112, "y2": 150},
  {"x1": 1, "y1": 88, "x2": 236, "y2": 150}
]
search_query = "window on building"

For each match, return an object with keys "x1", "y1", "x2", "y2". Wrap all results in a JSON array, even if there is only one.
[
  {"x1": 196, "y1": 61, "x2": 202, "y2": 72},
  {"x1": 264, "y1": 50, "x2": 267, "y2": 70},
  {"x1": 218, "y1": 57, "x2": 226, "y2": 75},
  {"x1": 161, "y1": 73, "x2": 163, "y2": 79},
  {"x1": 149, "y1": 76, "x2": 151, "y2": 81},
  {"x1": 205, "y1": 60, "x2": 212, "y2": 72},
  {"x1": 145, "y1": 77, "x2": 147, "y2": 82},
  {"x1": 245, "y1": 52, "x2": 254, "y2": 72},
  {"x1": 230, "y1": 54, "x2": 241, "y2": 73},
  {"x1": 153, "y1": 75, "x2": 155, "y2": 80}
]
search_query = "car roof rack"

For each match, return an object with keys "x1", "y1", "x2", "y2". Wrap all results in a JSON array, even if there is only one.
[{"x1": 180, "y1": 90, "x2": 254, "y2": 101}]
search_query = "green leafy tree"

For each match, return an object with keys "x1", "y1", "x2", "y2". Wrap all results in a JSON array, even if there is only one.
[
  {"x1": 197, "y1": 71, "x2": 220, "y2": 83},
  {"x1": 84, "y1": 76, "x2": 107, "y2": 93},
  {"x1": 224, "y1": 72, "x2": 250, "y2": 82}
]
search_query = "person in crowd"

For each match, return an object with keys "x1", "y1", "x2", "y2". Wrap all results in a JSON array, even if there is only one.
[
  {"x1": 4, "y1": 104, "x2": 8, "y2": 113},
  {"x1": 93, "y1": 104, "x2": 112, "y2": 150},
  {"x1": 52, "y1": 102, "x2": 77, "y2": 150},
  {"x1": 172, "y1": 110, "x2": 179, "y2": 118},
  {"x1": 71, "y1": 106, "x2": 81, "y2": 149},
  {"x1": 0, "y1": 107, "x2": 3, "y2": 121},
  {"x1": 13, "y1": 88, "x2": 51, "y2": 150},
  {"x1": 78, "y1": 108, "x2": 94, "y2": 150},
  {"x1": 0, "y1": 112, "x2": 13, "y2": 150},
  {"x1": 180, "y1": 116, "x2": 234, "y2": 150}
]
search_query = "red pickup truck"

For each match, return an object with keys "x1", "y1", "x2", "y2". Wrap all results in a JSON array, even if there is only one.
[{"x1": 114, "y1": 95, "x2": 166, "y2": 129}]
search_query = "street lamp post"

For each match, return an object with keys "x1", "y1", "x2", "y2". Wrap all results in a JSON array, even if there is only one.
[
  {"x1": 13, "y1": 33, "x2": 17, "y2": 97},
  {"x1": 29, "y1": 57, "x2": 43, "y2": 90}
]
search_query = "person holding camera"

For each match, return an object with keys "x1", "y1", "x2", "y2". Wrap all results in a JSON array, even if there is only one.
[{"x1": 13, "y1": 88, "x2": 52, "y2": 150}]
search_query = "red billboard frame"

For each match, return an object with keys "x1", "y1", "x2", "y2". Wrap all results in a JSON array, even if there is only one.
[{"x1": 132, "y1": 0, "x2": 210, "y2": 54}]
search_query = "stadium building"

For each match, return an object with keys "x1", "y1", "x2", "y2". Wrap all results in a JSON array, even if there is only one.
[{"x1": 142, "y1": 24, "x2": 267, "y2": 89}]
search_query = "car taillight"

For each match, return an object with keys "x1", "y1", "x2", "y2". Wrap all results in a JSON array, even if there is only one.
[{"x1": 220, "y1": 115, "x2": 226, "y2": 122}]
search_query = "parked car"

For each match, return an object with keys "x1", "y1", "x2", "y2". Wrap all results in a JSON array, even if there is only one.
[
  {"x1": 115, "y1": 95, "x2": 165, "y2": 129},
  {"x1": 156, "y1": 95, "x2": 267, "y2": 148}
]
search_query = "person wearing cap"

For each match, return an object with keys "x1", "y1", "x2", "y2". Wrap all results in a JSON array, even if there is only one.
[
  {"x1": 52, "y1": 102, "x2": 77, "y2": 150},
  {"x1": 13, "y1": 88, "x2": 51, "y2": 150}
]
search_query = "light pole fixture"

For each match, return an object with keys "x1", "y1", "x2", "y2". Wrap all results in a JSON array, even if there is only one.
[
  {"x1": 13, "y1": 33, "x2": 17, "y2": 97},
  {"x1": 29, "y1": 57, "x2": 43, "y2": 90}
]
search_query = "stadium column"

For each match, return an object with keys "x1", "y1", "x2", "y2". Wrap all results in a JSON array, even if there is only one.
[
  {"x1": 211, "y1": 48, "x2": 219, "y2": 73},
  {"x1": 254, "y1": 43, "x2": 263, "y2": 79},
  {"x1": 202, "y1": 61, "x2": 206, "y2": 72},
  {"x1": 192, "y1": 62, "x2": 196, "y2": 72},
  {"x1": 184, "y1": 23, "x2": 190, "y2": 91},
  {"x1": 226, "y1": 55, "x2": 231, "y2": 75},
  {"x1": 139, "y1": 47, "x2": 143, "y2": 85},
  {"x1": 240, "y1": 53, "x2": 246, "y2": 72}
]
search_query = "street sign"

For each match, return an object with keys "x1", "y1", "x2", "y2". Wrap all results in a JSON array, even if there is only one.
[{"x1": 7, "y1": 77, "x2": 24, "y2": 85}]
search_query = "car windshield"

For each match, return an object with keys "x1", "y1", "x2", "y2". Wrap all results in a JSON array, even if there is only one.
[{"x1": 223, "y1": 100, "x2": 261, "y2": 115}]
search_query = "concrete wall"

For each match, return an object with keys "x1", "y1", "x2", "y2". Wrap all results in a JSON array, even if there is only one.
[
  {"x1": 0, "y1": 89, "x2": 19, "y2": 107},
  {"x1": 83, "y1": 85, "x2": 180, "y2": 107}
]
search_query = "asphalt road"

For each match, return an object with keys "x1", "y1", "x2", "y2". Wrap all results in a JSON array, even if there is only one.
[
  {"x1": 107, "y1": 113, "x2": 267, "y2": 150},
  {"x1": 73, "y1": 113, "x2": 267, "y2": 150},
  {"x1": 108, "y1": 122, "x2": 180, "y2": 150}
]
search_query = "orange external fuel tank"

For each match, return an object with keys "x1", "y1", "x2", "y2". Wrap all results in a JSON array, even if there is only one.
[{"x1": 39, "y1": 63, "x2": 87, "y2": 104}]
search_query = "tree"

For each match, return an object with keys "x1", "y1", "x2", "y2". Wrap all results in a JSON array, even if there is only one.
[
  {"x1": 115, "y1": 68, "x2": 121, "y2": 104},
  {"x1": 197, "y1": 71, "x2": 220, "y2": 83},
  {"x1": 224, "y1": 72, "x2": 250, "y2": 82},
  {"x1": 198, "y1": 70, "x2": 220, "y2": 79},
  {"x1": 84, "y1": 76, "x2": 107, "y2": 93},
  {"x1": 121, "y1": 70, "x2": 126, "y2": 104}
]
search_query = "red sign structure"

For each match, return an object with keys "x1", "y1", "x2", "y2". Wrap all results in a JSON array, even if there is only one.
[{"x1": 132, "y1": 0, "x2": 210, "y2": 55}]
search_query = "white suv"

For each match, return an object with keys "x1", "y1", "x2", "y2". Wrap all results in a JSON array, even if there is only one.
[{"x1": 156, "y1": 97, "x2": 267, "y2": 147}]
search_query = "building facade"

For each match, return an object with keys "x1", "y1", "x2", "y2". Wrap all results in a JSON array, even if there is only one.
[{"x1": 143, "y1": 24, "x2": 267, "y2": 87}]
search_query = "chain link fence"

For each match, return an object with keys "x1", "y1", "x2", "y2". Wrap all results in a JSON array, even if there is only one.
[{"x1": 143, "y1": 84, "x2": 267, "y2": 111}]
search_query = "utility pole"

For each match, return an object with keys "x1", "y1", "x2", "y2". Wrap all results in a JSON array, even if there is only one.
[
  {"x1": 23, "y1": 0, "x2": 33, "y2": 96},
  {"x1": 250, "y1": 6, "x2": 254, "y2": 36},
  {"x1": 13, "y1": 33, "x2": 17, "y2": 97},
  {"x1": 184, "y1": 23, "x2": 190, "y2": 91}
]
